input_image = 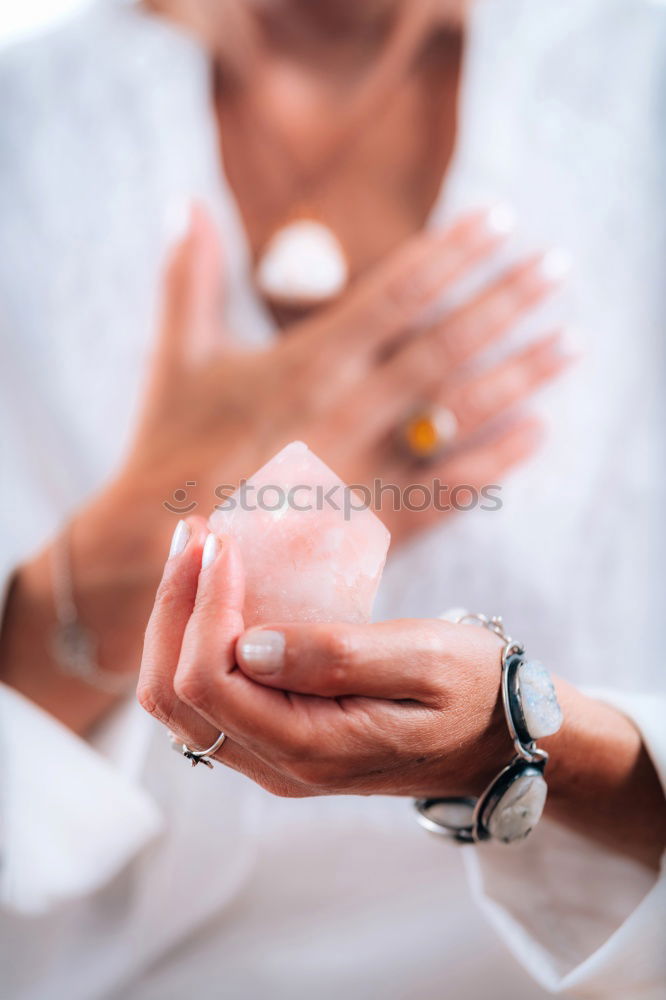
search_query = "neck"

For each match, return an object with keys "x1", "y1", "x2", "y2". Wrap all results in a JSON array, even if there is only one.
[
  {"x1": 145, "y1": 1, "x2": 465, "y2": 79},
  {"x1": 254, "y1": 0, "x2": 402, "y2": 41}
]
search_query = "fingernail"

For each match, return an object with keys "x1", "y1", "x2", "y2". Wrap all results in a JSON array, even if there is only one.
[
  {"x1": 482, "y1": 203, "x2": 516, "y2": 237},
  {"x1": 237, "y1": 630, "x2": 285, "y2": 674},
  {"x1": 168, "y1": 520, "x2": 190, "y2": 559},
  {"x1": 537, "y1": 248, "x2": 572, "y2": 283},
  {"x1": 164, "y1": 197, "x2": 193, "y2": 245},
  {"x1": 201, "y1": 533, "x2": 218, "y2": 570}
]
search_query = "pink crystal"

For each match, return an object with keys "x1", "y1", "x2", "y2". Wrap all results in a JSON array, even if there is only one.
[{"x1": 208, "y1": 441, "x2": 390, "y2": 626}]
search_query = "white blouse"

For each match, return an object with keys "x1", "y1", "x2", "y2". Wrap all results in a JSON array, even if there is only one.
[{"x1": 0, "y1": 1, "x2": 664, "y2": 997}]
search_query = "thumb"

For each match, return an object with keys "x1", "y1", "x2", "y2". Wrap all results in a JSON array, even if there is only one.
[{"x1": 155, "y1": 199, "x2": 227, "y2": 372}]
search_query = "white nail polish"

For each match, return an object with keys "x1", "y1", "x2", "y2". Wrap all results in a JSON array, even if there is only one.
[
  {"x1": 168, "y1": 520, "x2": 190, "y2": 559},
  {"x1": 201, "y1": 533, "x2": 218, "y2": 570},
  {"x1": 237, "y1": 630, "x2": 286, "y2": 674},
  {"x1": 483, "y1": 203, "x2": 516, "y2": 237},
  {"x1": 538, "y1": 248, "x2": 572, "y2": 283},
  {"x1": 164, "y1": 197, "x2": 193, "y2": 245}
]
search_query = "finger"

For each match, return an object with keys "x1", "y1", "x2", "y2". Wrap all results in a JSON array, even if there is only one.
[
  {"x1": 309, "y1": 206, "x2": 515, "y2": 357},
  {"x1": 175, "y1": 530, "x2": 246, "y2": 692},
  {"x1": 446, "y1": 330, "x2": 578, "y2": 437},
  {"x1": 431, "y1": 248, "x2": 571, "y2": 368},
  {"x1": 378, "y1": 250, "x2": 572, "y2": 411},
  {"x1": 429, "y1": 415, "x2": 544, "y2": 490},
  {"x1": 154, "y1": 201, "x2": 226, "y2": 376},
  {"x1": 137, "y1": 517, "x2": 309, "y2": 796},
  {"x1": 235, "y1": 620, "x2": 449, "y2": 702},
  {"x1": 169, "y1": 540, "x2": 429, "y2": 770},
  {"x1": 171, "y1": 529, "x2": 246, "y2": 732},
  {"x1": 136, "y1": 518, "x2": 250, "y2": 751},
  {"x1": 137, "y1": 515, "x2": 208, "y2": 727},
  {"x1": 141, "y1": 527, "x2": 252, "y2": 754},
  {"x1": 378, "y1": 417, "x2": 544, "y2": 537},
  {"x1": 171, "y1": 530, "x2": 295, "y2": 756}
]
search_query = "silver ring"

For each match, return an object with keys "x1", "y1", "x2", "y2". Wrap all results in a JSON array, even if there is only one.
[{"x1": 169, "y1": 730, "x2": 227, "y2": 769}]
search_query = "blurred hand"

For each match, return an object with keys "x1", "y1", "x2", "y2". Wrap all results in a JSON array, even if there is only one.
[
  {"x1": 5, "y1": 200, "x2": 572, "y2": 733},
  {"x1": 118, "y1": 202, "x2": 573, "y2": 545}
]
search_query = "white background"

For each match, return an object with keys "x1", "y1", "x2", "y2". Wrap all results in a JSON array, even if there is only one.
[{"x1": 0, "y1": 0, "x2": 92, "y2": 47}]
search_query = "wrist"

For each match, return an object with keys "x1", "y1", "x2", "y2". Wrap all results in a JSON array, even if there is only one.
[
  {"x1": 542, "y1": 680, "x2": 639, "y2": 804},
  {"x1": 71, "y1": 475, "x2": 172, "y2": 589},
  {"x1": 417, "y1": 614, "x2": 563, "y2": 843},
  {"x1": 0, "y1": 480, "x2": 174, "y2": 734},
  {"x1": 542, "y1": 680, "x2": 666, "y2": 868}
]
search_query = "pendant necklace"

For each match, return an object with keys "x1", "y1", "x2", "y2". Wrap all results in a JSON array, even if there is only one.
[{"x1": 214, "y1": 0, "x2": 440, "y2": 310}]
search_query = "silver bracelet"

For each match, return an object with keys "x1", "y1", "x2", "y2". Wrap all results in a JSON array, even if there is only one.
[
  {"x1": 414, "y1": 613, "x2": 563, "y2": 845},
  {"x1": 50, "y1": 525, "x2": 137, "y2": 695}
]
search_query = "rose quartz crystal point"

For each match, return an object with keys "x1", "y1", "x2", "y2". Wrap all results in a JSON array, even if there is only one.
[{"x1": 208, "y1": 441, "x2": 390, "y2": 626}]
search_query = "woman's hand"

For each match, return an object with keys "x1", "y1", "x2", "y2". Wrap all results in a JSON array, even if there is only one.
[
  {"x1": 117, "y1": 202, "x2": 574, "y2": 548},
  {"x1": 139, "y1": 520, "x2": 666, "y2": 868},
  {"x1": 1, "y1": 201, "x2": 572, "y2": 735},
  {"x1": 139, "y1": 519, "x2": 510, "y2": 799}
]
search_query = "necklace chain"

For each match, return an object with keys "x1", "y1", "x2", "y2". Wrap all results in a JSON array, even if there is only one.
[{"x1": 214, "y1": 0, "x2": 442, "y2": 224}]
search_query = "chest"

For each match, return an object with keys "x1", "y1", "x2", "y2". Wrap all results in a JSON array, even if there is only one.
[{"x1": 215, "y1": 35, "x2": 462, "y2": 301}]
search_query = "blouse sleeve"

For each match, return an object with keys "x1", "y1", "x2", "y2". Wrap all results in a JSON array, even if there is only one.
[
  {"x1": 0, "y1": 681, "x2": 163, "y2": 915},
  {"x1": 464, "y1": 690, "x2": 666, "y2": 997}
]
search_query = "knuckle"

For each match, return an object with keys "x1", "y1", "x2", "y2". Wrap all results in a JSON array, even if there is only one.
[
  {"x1": 319, "y1": 630, "x2": 357, "y2": 689},
  {"x1": 173, "y1": 663, "x2": 209, "y2": 710},
  {"x1": 136, "y1": 675, "x2": 182, "y2": 731},
  {"x1": 412, "y1": 620, "x2": 452, "y2": 678},
  {"x1": 153, "y1": 574, "x2": 189, "y2": 615},
  {"x1": 136, "y1": 680, "x2": 161, "y2": 719},
  {"x1": 418, "y1": 620, "x2": 448, "y2": 656}
]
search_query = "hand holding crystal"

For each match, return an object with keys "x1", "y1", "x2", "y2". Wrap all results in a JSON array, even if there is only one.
[
  {"x1": 138, "y1": 496, "x2": 666, "y2": 864},
  {"x1": 139, "y1": 517, "x2": 520, "y2": 799}
]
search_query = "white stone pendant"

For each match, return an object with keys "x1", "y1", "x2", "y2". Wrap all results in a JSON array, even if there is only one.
[{"x1": 255, "y1": 219, "x2": 349, "y2": 307}]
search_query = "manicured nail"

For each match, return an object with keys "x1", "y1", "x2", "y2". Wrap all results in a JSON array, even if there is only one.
[
  {"x1": 537, "y1": 248, "x2": 572, "y2": 283},
  {"x1": 168, "y1": 520, "x2": 190, "y2": 559},
  {"x1": 201, "y1": 533, "x2": 218, "y2": 570},
  {"x1": 164, "y1": 197, "x2": 193, "y2": 245},
  {"x1": 237, "y1": 630, "x2": 285, "y2": 674},
  {"x1": 483, "y1": 203, "x2": 516, "y2": 237}
]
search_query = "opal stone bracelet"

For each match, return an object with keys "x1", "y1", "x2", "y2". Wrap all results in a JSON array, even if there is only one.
[{"x1": 414, "y1": 613, "x2": 563, "y2": 845}]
